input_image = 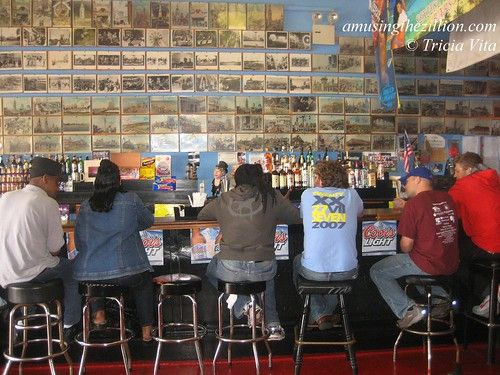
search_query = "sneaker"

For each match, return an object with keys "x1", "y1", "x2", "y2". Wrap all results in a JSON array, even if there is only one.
[
  {"x1": 397, "y1": 306, "x2": 425, "y2": 329},
  {"x1": 63, "y1": 322, "x2": 82, "y2": 343},
  {"x1": 242, "y1": 302, "x2": 263, "y2": 328},
  {"x1": 472, "y1": 295, "x2": 490, "y2": 317},
  {"x1": 267, "y1": 325, "x2": 285, "y2": 341}
]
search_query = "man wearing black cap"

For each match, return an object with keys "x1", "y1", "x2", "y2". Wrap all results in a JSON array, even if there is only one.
[
  {"x1": 0, "y1": 157, "x2": 81, "y2": 333},
  {"x1": 370, "y1": 167, "x2": 459, "y2": 329},
  {"x1": 211, "y1": 160, "x2": 231, "y2": 197}
]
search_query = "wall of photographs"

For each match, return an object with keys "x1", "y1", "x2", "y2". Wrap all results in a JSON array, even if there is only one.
[{"x1": 0, "y1": 0, "x2": 499, "y2": 155}]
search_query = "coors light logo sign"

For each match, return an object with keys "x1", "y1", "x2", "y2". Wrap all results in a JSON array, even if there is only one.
[
  {"x1": 140, "y1": 230, "x2": 164, "y2": 266},
  {"x1": 361, "y1": 221, "x2": 397, "y2": 256}
]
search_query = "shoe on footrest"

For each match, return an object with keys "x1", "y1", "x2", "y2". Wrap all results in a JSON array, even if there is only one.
[
  {"x1": 397, "y1": 306, "x2": 425, "y2": 329},
  {"x1": 242, "y1": 301, "x2": 263, "y2": 328},
  {"x1": 267, "y1": 325, "x2": 285, "y2": 341}
]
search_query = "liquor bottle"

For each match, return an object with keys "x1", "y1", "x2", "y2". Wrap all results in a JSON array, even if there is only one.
[
  {"x1": 71, "y1": 155, "x2": 78, "y2": 182},
  {"x1": 367, "y1": 162, "x2": 377, "y2": 188},
  {"x1": 301, "y1": 163, "x2": 309, "y2": 189},
  {"x1": 0, "y1": 155, "x2": 5, "y2": 175},
  {"x1": 273, "y1": 149, "x2": 280, "y2": 170},
  {"x1": 299, "y1": 147, "x2": 305, "y2": 167},
  {"x1": 271, "y1": 167, "x2": 280, "y2": 189},
  {"x1": 264, "y1": 148, "x2": 273, "y2": 173},
  {"x1": 322, "y1": 147, "x2": 329, "y2": 161},
  {"x1": 347, "y1": 161, "x2": 356, "y2": 188},
  {"x1": 293, "y1": 163, "x2": 302, "y2": 188},
  {"x1": 308, "y1": 157, "x2": 315, "y2": 187},
  {"x1": 65, "y1": 156, "x2": 72, "y2": 180},
  {"x1": 286, "y1": 165, "x2": 295, "y2": 190},
  {"x1": 377, "y1": 163, "x2": 385, "y2": 181},
  {"x1": 306, "y1": 147, "x2": 313, "y2": 165},
  {"x1": 279, "y1": 164, "x2": 287, "y2": 190},
  {"x1": 78, "y1": 157, "x2": 85, "y2": 180}
]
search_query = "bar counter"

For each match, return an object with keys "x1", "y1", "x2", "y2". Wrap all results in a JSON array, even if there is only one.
[
  {"x1": 61, "y1": 208, "x2": 402, "y2": 327},
  {"x1": 62, "y1": 208, "x2": 402, "y2": 232}
]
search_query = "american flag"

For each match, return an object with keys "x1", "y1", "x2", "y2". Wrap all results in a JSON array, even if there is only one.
[{"x1": 403, "y1": 131, "x2": 414, "y2": 173}]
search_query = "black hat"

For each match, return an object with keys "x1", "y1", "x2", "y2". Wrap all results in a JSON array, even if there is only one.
[
  {"x1": 216, "y1": 161, "x2": 228, "y2": 172},
  {"x1": 30, "y1": 157, "x2": 68, "y2": 182}
]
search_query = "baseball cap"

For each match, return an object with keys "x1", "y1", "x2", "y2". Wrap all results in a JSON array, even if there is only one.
[
  {"x1": 30, "y1": 157, "x2": 68, "y2": 182},
  {"x1": 400, "y1": 166, "x2": 433, "y2": 186},
  {"x1": 215, "y1": 161, "x2": 228, "y2": 172}
]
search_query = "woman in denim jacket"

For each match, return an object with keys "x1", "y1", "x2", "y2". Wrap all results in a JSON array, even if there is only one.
[{"x1": 74, "y1": 160, "x2": 155, "y2": 341}]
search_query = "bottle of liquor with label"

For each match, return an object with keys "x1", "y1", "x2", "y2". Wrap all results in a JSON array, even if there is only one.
[
  {"x1": 367, "y1": 161, "x2": 377, "y2": 188},
  {"x1": 286, "y1": 165, "x2": 295, "y2": 190},
  {"x1": 322, "y1": 147, "x2": 329, "y2": 161},
  {"x1": 299, "y1": 147, "x2": 305, "y2": 167},
  {"x1": 293, "y1": 163, "x2": 302, "y2": 188},
  {"x1": 347, "y1": 161, "x2": 356, "y2": 188},
  {"x1": 271, "y1": 167, "x2": 280, "y2": 189},
  {"x1": 279, "y1": 164, "x2": 287, "y2": 191},
  {"x1": 301, "y1": 162, "x2": 309, "y2": 189}
]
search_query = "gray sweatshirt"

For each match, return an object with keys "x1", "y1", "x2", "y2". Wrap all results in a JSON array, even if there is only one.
[{"x1": 197, "y1": 185, "x2": 301, "y2": 261}]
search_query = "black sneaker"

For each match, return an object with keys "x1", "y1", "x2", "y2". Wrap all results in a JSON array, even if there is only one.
[{"x1": 63, "y1": 322, "x2": 82, "y2": 343}]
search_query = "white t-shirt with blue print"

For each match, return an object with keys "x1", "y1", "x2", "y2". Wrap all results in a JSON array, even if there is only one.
[{"x1": 300, "y1": 187, "x2": 363, "y2": 273}]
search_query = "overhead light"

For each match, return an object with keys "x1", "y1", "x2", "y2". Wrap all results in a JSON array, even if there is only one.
[
  {"x1": 328, "y1": 11, "x2": 339, "y2": 25},
  {"x1": 312, "y1": 12, "x2": 323, "y2": 25}
]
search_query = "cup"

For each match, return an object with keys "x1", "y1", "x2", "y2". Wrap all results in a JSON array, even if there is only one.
[{"x1": 191, "y1": 192, "x2": 207, "y2": 207}]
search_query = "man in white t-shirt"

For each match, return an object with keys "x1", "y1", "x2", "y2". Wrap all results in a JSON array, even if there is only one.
[{"x1": 0, "y1": 157, "x2": 80, "y2": 330}]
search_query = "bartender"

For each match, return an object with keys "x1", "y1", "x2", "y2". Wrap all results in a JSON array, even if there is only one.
[{"x1": 211, "y1": 161, "x2": 231, "y2": 197}]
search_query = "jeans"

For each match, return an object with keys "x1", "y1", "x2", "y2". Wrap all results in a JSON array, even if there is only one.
[
  {"x1": 293, "y1": 255, "x2": 358, "y2": 323},
  {"x1": 206, "y1": 257, "x2": 280, "y2": 327},
  {"x1": 32, "y1": 258, "x2": 81, "y2": 327},
  {"x1": 370, "y1": 254, "x2": 448, "y2": 319},
  {"x1": 88, "y1": 271, "x2": 154, "y2": 327}
]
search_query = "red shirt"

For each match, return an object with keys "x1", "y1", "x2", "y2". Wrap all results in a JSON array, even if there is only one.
[
  {"x1": 448, "y1": 169, "x2": 500, "y2": 253},
  {"x1": 398, "y1": 190, "x2": 459, "y2": 275}
]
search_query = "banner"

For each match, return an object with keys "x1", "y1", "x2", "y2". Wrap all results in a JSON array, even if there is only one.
[
  {"x1": 140, "y1": 230, "x2": 164, "y2": 266},
  {"x1": 405, "y1": 0, "x2": 486, "y2": 44},
  {"x1": 190, "y1": 225, "x2": 290, "y2": 264},
  {"x1": 361, "y1": 220, "x2": 398, "y2": 256},
  {"x1": 370, "y1": 0, "x2": 398, "y2": 111}
]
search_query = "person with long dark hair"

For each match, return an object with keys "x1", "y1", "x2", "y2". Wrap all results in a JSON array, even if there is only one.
[
  {"x1": 198, "y1": 163, "x2": 300, "y2": 340},
  {"x1": 74, "y1": 159, "x2": 155, "y2": 341}
]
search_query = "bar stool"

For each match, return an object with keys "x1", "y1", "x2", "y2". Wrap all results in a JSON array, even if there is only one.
[
  {"x1": 152, "y1": 273, "x2": 206, "y2": 375},
  {"x1": 75, "y1": 282, "x2": 133, "y2": 375},
  {"x1": 294, "y1": 276, "x2": 357, "y2": 375},
  {"x1": 2, "y1": 279, "x2": 73, "y2": 375},
  {"x1": 463, "y1": 259, "x2": 499, "y2": 364},
  {"x1": 213, "y1": 280, "x2": 272, "y2": 374},
  {"x1": 393, "y1": 275, "x2": 459, "y2": 372}
]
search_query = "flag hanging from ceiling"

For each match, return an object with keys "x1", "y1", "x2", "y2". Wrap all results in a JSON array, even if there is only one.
[{"x1": 403, "y1": 130, "x2": 414, "y2": 173}]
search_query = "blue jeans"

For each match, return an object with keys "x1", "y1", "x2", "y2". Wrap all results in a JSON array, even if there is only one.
[
  {"x1": 293, "y1": 255, "x2": 358, "y2": 323},
  {"x1": 370, "y1": 254, "x2": 448, "y2": 319},
  {"x1": 32, "y1": 258, "x2": 81, "y2": 327},
  {"x1": 206, "y1": 257, "x2": 280, "y2": 327}
]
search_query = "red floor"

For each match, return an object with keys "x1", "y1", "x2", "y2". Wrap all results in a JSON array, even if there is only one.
[{"x1": 4, "y1": 343, "x2": 500, "y2": 375}]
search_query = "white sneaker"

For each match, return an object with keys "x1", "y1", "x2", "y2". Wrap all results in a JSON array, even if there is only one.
[
  {"x1": 472, "y1": 286, "x2": 500, "y2": 318},
  {"x1": 267, "y1": 325, "x2": 285, "y2": 341}
]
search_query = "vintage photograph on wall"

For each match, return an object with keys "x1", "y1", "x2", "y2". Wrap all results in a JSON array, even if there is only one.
[
  {"x1": 146, "y1": 28, "x2": 170, "y2": 47},
  {"x1": 23, "y1": 74, "x2": 47, "y2": 93},
  {"x1": 345, "y1": 115, "x2": 370, "y2": 133},
  {"x1": 171, "y1": 51, "x2": 194, "y2": 70},
  {"x1": 372, "y1": 134, "x2": 396, "y2": 151},
  {"x1": 266, "y1": 53, "x2": 288, "y2": 71},
  {"x1": 122, "y1": 51, "x2": 146, "y2": 69},
  {"x1": 147, "y1": 74, "x2": 171, "y2": 92},
  {"x1": 207, "y1": 114, "x2": 235, "y2": 132},
  {"x1": 246, "y1": 4, "x2": 265, "y2": 30},
  {"x1": 318, "y1": 134, "x2": 345, "y2": 151},
  {"x1": 150, "y1": 96, "x2": 178, "y2": 115},
  {"x1": 227, "y1": 3, "x2": 246, "y2": 30},
  {"x1": 318, "y1": 115, "x2": 345, "y2": 133},
  {"x1": 170, "y1": 1, "x2": 190, "y2": 28},
  {"x1": 171, "y1": 74, "x2": 194, "y2": 92},
  {"x1": 48, "y1": 28, "x2": 71, "y2": 46},
  {"x1": 23, "y1": 27, "x2": 47, "y2": 46},
  {"x1": 96, "y1": 51, "x2": 121, "y2": 70},
  {"x1": 150, "y1": 114, "x2": 178, "y2": 134},
  {"x1": 290, "y1": 96, "x2": 316, "y2": 113},
  {"x1": 3, "y1": 116, "x2": 32, "y2": 135},
  {"x1": 289, "y1": 32, "x2": 311, "y2": 50},
  {"x1": 1, "y1": 27, "x2": 21, "y2": 46},
  {"x1": 291, "y1": 114, "x2": 317, "y2": 133},
  {"x1": 345, "y1": 98, "x2": 370, "y2": 114},
  {"x1": 208, "y1": 133, "x2": 236, "y2": 152},
  {"x1": 73, "y1": 51, "x2": 96, "y2": 70},
  {"x1": 121, "y1": 134, "x2": 150, "y2": 152},
  {"x1": 179, "y1": 133, "x2": 207, "y2": 152},
  {"x1": 243, "y1": 52, "x2": 265, "y2": 71},
  {"x1": 318, "y1": 97, "x2": 344, "y2": 114},
  {"x1": 445, "y1": 118, "x2": 467, "y2": 134},
  {"x1": 72, "y1": 75, "x2": 97, "y2": 93},
  {"x1": 195, "y1": 29, "x2": 218, "y2": 48},
  {"x1": 266, "y1": 31, "x2": 288, "y2": 49},
  {"x1": 179, "y1": 114, "x2": 207, "y2": 133},
  {"x1": 195, "y1": 52, "x2": 218, "y2": 70},
  {"x1": 33, "y1": 97, "x2": 61, "y2": 116},
  {"x1": 179, "y1": 96, "x2": 206, "y2": 114},
  {"x1": 236, "y1": 96, "x2": 263, "y2": 115},
  {"x1": 339, "y1": 36, "x2": 364, "y2": 55},
  {"x1": 171, "y1": 29, "x2": 193, "y2": 47},
  {"x1": 338, "y1": 77, "x2": 363, "y2": 94},
  {"x1": 218, "y1": 30, "x2": 241, "y2": 48},
  {"x1": 121, "y1": 96, "x2": 149, "y2": 115},
  {"x1": 97, "y1": 75, "x2": 121, "y2": 93},
  {"x1": 265, "y1": 75, "x2": 288, "y2": 93},
  {"x1": 4, "y1": 136, "x2": 32, "y2": 154},
  {"x1": 289, "y1": 53, "x2": 311, "y2": 72},
  {"x1": 209, "y1": 2, "x2": 228, "y2": 29},
  {"x1": 92, "y1": 115, "x2": 120, "y2": 134},
  {"x1": 93, "y1": 134, "x2": 121, "y2": 152},
  {"x1": 312, "y1": 76, "x2": 338, "y2": 94},
  {"x1": 0, "y1": 52, "x2": 22, "y2": 70},
  {"x1": 97, "y1": 28, "x2": 121, "y2": 46},
  {"x1": 62, "y1": 96, "x2": 90, "y2": 115},
  {"x1": 242, "y1": 75, "x2": 265, "y2": 93},
  {"x1": 73, "y1": 28, "x2": 96, "y2": 46},
  {"x1": 312, "y1": 54, "x2": 338, "y2": 72},
  {"x1": 241, "y1": 30, "x2": 265, "y2": 48},
  {"x1": 398, "y1": 99, "x2": 421, "y2": 116},
  {"x1": 122, "y1": 28, "x2": 145, "y2": 47},
  {"x1": 151, "y1": 134, "x2": 179, "y2": 152},
  {"x1": 345, "y1": 134, "x2": 371, "y2": 151},
  {"x1": 146, "y1": 51, "x2": 169, "y2": 70},
  {"x1": 265, "y1": 4, "x2": 284, "y2": 31},
  {"x1": 291, "y1": 134, "x2": 316, "y2": 150},
  {"x1": 264, "y1": 115, "x2": 291, "y2": 133},
  {"x1": 289, "y1": 76, "x2": 311, "y2": 94},
  {"x1": 264, "y1": 133, "x2": 290, "y2": 150},
  {"x1": 371, "y1": 115, "x2": 396, "y2": 133},
  {"x1": 190, "y1": 2, "x2": 209, "y2": 29},
  {"x1": 3, "y1": 97, "x2": 32, "y2": 117},
  {"x1": 264, "y1": 96, "x2": 289, "y2": 115},
  {"x1": 121, "y1": 74, "x2": 146, "y2": 92},
  {"x1": 23, "y1": 51, "x2": 47, "y2": 70},
  {"x1": 33, "y1": 135, "x2": 62, "y2": 153},
  {"x1": 62, "y1": 115, "x2": 91, "y2": 133},
  {"x1": 208, "y1": 96, "x2": 235, "y2": 114},
  {"x1": 48, "y1": 51, "x2": 72, "y2": 70},
  {"x1": 236, "y1": 134, "x2": 263, "y2": 151},
  {"x1": 339, "y1": 55, "x2": 363, "y2": 73},
  {"x1": 121, "y1": 115, "x2": 150, "y2": 134},
  {"x1": 195, "y1": 74, "x2": 218, "y2": 92},
  {"x1": 92, "y1": 96, "x2": 120, "y2": 115},
  {"x1": 48, "y1": 75, "x2": 72, "y2": 93},
  {"x1": 236, "y1": 115, "x2": 264, "y2": 132},
  {"x1": 93, "y1": 0, "x2": 112, "y2": 28},
  {"x1": 396, "y1": 117, "x2": 420, "y2": 134},
  {"x1": 112, "y1": 0, "x2": 131, "y2": 27},
  {"x1": 218, "y1": 52, "x2": 242, "y2": 70},
  {"x1": 420, "y1": 117, "x2": 445, "y2": 133},
  {"x1": 0, "y1": 75, "x2": 23, "y2": 93}
]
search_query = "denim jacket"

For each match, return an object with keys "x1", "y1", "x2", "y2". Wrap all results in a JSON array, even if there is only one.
[{"x1": 74, "y1": 192, "x2": 154, "y2": 280}]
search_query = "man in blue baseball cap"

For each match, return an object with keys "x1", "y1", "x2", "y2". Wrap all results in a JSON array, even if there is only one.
[{"x1": 370, "y1": 167, "x2": 459, "y2": 328}]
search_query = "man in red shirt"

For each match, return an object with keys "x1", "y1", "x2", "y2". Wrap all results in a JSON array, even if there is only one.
[{"x1": 370, "y1": 167, "x2": 459, "y2": 328}]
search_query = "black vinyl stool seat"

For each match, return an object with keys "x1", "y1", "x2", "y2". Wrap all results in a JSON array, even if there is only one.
[
  {"x1": 75, "y1": 282, "x2": 132, "y2": 375},
  {"x1": 153, "y1": 274, "x2": 206, "y2": 375},
  {"x1": 393, "y1": 275, "x2": 459, "y2": 372},
  {"x1": 463, "y1": 259, "x2": 500, "y2": 364},
  {"x1": 294, "y1": 276, "x2": 357, "y2": 375},
  {"x1": 213, "y1": 280, "x2": 272, "y2": 375},
  {"x1": 2, "y1": 279, "x2": 73, "y2": 375}
]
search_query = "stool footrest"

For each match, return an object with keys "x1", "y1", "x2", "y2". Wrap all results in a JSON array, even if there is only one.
[
  {"x1": 75, "y1": 327, "x2": 133, "y2": 348},
  {"x1": 215, "y1": 324, "x2": 270, "y2": 344},
  {"x1": 155, "y1": 323, "x2": 207, "y2": 344},
  {"x1": 4, "y1": 339, "x2": 69, "y2": 362}
]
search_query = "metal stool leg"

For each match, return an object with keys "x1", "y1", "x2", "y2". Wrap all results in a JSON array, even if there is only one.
[
  {"x1": 260, "y1": 291, "x2": 272, "y2": 369},
  {"x1": 340, "y1": 294, "x2": 357, "y2": 374},
  {"x1": 212, "y1": 294, "x2": 224, "y2": 370},
  {"x1": 189, "y1": 294, "x2": 205, "y2": 375},
  {"x1": 250, "y1": 294, "x2": 260, "y2": 375},
  {"x1": 153, "y1": 298, "x2": 164, "y2": 375},
  {"x1": 2, "y1": 306, "x2": 19, "y2": 375},
  {"x1": 294, "y1": 293, "x2": 310, "y2": 375},
  {"x1": 40, "y1": 303, "x2": 56, "y2": 375},
  {"x1": 78, "y1": 302, "x2": 91, "y2": 375},
  {"x1": 487, "y1": 268, "x2": 498, "y2": 364},
  {"x1": 118, "y1": 298, "x2": 131, "y2": 375},
  {"x1": 227, "y1": 305, "x2": 234, "y2": 366},
  {"x1": 56, "y1": 301, "x2": 73, "y2": 374},
  {"x1": 19, "y1": 305, "x2": 29, "y2": 375},
  {"x1": 425, "y1": 288, "x2": 432, "y2": 373}
]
